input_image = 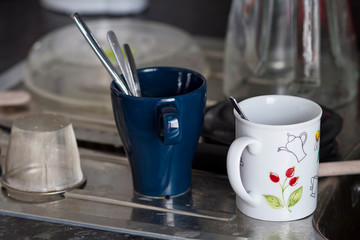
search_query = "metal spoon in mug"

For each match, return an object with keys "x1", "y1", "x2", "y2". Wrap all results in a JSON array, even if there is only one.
[
  {"x1": 229, "y1": 96, "x2": 249, "y2": 121},
  {"x1": 123, "y1": 43, "x2": 141, "y2": 97},
  {"x1": 106, "y1": 31, "x2": 137, "y2": 96},
  {"x1": 71, "y1": 12, "x2": 132, "y2": 96}
]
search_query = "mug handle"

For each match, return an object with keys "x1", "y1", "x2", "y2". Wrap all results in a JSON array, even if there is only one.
[
  {"x1": 157, "y1": 103, "x2": 182, "y2": 145},
  {"x1": 227, "y1": 137, "x2": 262, "y2": 207}
]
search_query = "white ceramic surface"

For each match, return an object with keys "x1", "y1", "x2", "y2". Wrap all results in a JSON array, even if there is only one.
[{"x1": 227, "y1": 95, "x2": 322, "y2": 221}]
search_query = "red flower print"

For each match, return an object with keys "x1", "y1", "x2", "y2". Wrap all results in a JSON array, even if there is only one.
[
  {"x1": 269, "y1": 172, "x2": 280, "y2": 183},
  {"x1": 289, "y1": 176, "x2": 299, "y2": 186},
  {"x1": 286, "y1": 167, "x2": 295, "y2": 178},
  {"x1": 264, "y1": 169, "x2": 303, "y2": 213}
]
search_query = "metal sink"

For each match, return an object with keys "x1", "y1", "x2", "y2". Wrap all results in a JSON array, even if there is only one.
[{"x1": 314, "y1": 175, "x2": 360, "y2": 239}]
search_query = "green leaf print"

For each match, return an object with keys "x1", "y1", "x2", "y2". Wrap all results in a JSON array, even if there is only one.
[
  {"x1": 287, "y1": 186, "x2": 303, "y2": 208},
  {"x1": 263, "y1": 195, "x2": 284, "y2": 209}
]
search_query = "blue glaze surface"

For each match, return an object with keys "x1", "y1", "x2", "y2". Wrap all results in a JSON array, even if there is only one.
[{"x1": 111, "y1": 67, "x2": 207, "y2": 197}]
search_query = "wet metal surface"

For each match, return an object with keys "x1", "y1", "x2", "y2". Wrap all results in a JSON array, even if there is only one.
[{"x1": 0, "y1": 137, "x2": 323, "y2": 239}]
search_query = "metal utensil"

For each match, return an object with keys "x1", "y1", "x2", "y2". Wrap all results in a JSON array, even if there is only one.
[
  {"x1": 106, "y1": 31, "x2": 138, "y2": 96},
  {"x1": 64, "y1": 191, "x2": 232, "y2": 221},
  {"x1": 229, "y1": 96, "x2": 249, "y2": 121},
  {"x1": 318, "y1": 160, "x2": 360, "y2": 177},
  {"x1": 123, "y1": 43, "x2": 141, "y2": 97},
  {"x1": 71, "y1": 12, "x2": 132, "y2": 96}
]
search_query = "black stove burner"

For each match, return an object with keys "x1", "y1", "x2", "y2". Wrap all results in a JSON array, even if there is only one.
[{"x1": 200, "y1": 101, "x2": 343, "y2": 162}]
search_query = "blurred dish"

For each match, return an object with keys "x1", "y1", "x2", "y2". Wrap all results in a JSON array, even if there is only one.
[
  {"x1": 40, "y1": 0, "x2": 148, "y2": 15},
  {"x1": 24, "y1": 19, "x2": 210, "y2": 108}
]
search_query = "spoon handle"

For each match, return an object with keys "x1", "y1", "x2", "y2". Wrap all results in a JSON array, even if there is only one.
[
  {"x1": 71, "y1": 12, "x2": 132, "y2": 96},
  {"x1": 106, "y1": 31, "x2": 136, "y2": 96},
  {"x1": 229, "y1": 96, "x2": 249, "y2": 121},
  {"x1": 124, "y1": 44, "x2": 142, "y2": 97},
  {"x1": 319, "y1": 160, "x2": 360, "y2": 177}
]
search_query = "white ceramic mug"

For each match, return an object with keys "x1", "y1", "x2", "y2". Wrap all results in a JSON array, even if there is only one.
[{"x1": 227, "y1": 95, "x2": 322, "y2": 221}]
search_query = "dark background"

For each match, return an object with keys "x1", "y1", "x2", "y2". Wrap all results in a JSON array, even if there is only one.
[
  {"x1": 2, "y1": 0, "x2": 360, "y2": 73},
  {"x1": 0, "y1": 0, "x2": 232, "y2": 73}
]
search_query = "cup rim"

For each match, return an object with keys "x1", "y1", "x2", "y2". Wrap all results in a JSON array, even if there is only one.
[
  {"x1": 234, "y1": 95, "x2": 322, "y2": 129},
  {"x1": 110, "y1": 66, "x2": 206, "y2": 99}
]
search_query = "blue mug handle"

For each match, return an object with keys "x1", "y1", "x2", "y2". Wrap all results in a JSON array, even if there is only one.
[{"x1": 157, "y1": 102, "x2": 182, "y2": 145}]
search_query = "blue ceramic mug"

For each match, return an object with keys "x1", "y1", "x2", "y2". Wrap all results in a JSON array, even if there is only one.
[{"x1": 111, "y1": 67, "x2": 207, "y2": 198}]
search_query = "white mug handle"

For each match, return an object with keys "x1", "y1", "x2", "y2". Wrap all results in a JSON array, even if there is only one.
[{"x1": 227, "y1": 137, "x2": 262, "y2": 207}]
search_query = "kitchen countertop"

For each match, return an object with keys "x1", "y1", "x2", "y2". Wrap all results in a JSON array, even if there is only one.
[{"x1": 0, "y1": 1, "x2": 360, "y2": 239}]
